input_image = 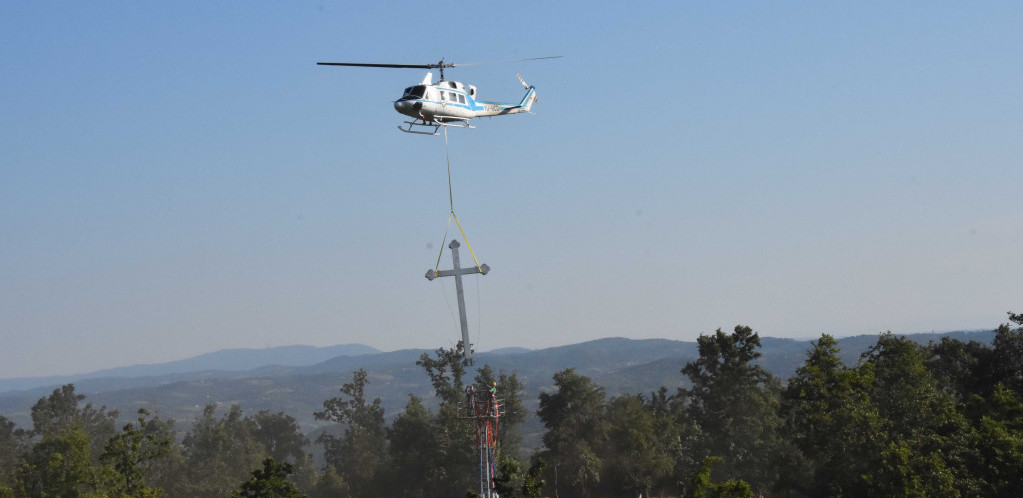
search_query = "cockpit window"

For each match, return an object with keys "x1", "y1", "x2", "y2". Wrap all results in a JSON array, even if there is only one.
[{"x1": 400, "y1": 85, "x2": 426, "y2": 100}]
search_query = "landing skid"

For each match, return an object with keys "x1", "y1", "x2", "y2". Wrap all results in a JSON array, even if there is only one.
[{"x1": 398, "y1": 118, "x2": 474, "y2": 135}]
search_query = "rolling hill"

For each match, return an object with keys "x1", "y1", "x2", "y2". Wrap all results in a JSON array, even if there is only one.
[{"x1": 0, "y1": 330, "x2": 994, "y2": 451}]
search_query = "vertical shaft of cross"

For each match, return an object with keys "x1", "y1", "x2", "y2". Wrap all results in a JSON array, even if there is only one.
[
  {"x1": 425, "y1": 239, "x2": 490, "y2": 364},
  {"x1": 450, "y1": 240, "x2": 472, "y2": 362}
]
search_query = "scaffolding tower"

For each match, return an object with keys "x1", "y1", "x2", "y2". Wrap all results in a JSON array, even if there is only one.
[{"x1": 465, "y1": 384, "x2": 503, "y2": 498}]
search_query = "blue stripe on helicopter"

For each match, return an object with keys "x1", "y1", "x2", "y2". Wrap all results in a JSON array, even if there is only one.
[{"x1": 408, "y1": 98, "x2": 475, "y2": 110}]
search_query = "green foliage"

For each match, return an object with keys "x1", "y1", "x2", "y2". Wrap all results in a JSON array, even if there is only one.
[
  {"x1": 29, "y1": 384, "x2": 118, "y2": 466},
  {"x1": 232, "y1": 457, "x2": 306, "y2": 498},
  {"x1": 307, "y1": 465, "x2": 347, "y2": 498},
  {"x1": 2, "y1": 315, "x2": 1023, "y2": 497},
  {"x1": 601, "y1": 394, "x2": 672, "y2": 496},
  {"x1": 18, "y1": 422, "x2": 96, "y2": 497},
  {"x1": 537, "y1": 368, "x2": 607, "y2": 497},
  {"x1": 497, "y1": 372, "x2": 527, "y2": 458},
  {"x1": 974, "y1": 384, "x2": 1023, "y2": 496},
  {"x1": 680, "y1": 326, "x2": 792, "y2": 494},
  {"x1": 181, "y1": 404, "x2": 266, "y2": 498},
  {"x1": 683, "y1": 456, "x2": 754, "y2": 498},
  {"x1": 520, "y1": 457, "x2": 547, "y2": 498},
  {"x1": 709, "y1": 479, "x2": 755, "y2": 498},
  {"x1": 412, "y1": 344, "x2": 476, "y2": 495},
  {"x1": 100, "y1": 408, "x2": 172, "y2": 497},
  {"x1": 417, "y1": 342, "x2": 469, "y2": 406},
  {"x1": 993, "y1": 312, "x2": 1023, "y2": 394},
  {"x1": 0, "y1": 416, "x2": 28, "y2": 487},
  {"x1": 491, "y1": 458, "x2": 521, "y2": 497},
  {"x1": 862, "y1": 333, "x2": 982, "y2": 496},
  {"x1": 15, "y1": 385, "x2": 120, "y2": 496},
  {"x1": 783, "y1": 334, "x2": 882, "y2": 496},
  {"x1": 314, "y1": 368, "x2": 387, "y2": 497},
  {"x1": 385, "y1": 394, "x2": 447, "y2": 497},
  {"x1": 251, "y1": 411, "x2": 308, "y2": 466}
]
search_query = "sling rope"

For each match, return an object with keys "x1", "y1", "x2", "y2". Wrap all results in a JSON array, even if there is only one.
[{"x1": 432, "y1": 127, "x2": 483, "y2": 275}]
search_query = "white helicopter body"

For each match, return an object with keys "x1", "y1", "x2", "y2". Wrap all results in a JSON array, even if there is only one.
[
  {"x1": 317, "y1": 57, "x2": 557, "y2": 135},
  {"x1": 391, "y1": 72, "x2": 537, "y2": 134}
]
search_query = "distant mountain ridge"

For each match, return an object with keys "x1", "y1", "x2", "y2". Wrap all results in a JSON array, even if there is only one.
[
  {"x1": 0, "y1": 343, "x2": 380, "y2": 394},
  {"x1": 0, "y1": 330, "x2": 996, "y2": 448}
]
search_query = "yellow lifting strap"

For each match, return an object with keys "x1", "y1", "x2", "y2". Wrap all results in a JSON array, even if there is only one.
[{"x1": 432, "y1": 128, "x2": 483, "y2": 275}]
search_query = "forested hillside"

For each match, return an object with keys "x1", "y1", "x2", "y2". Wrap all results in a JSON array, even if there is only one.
[{"x1": 0, "y1": 314, "x2": 1020, "y2": 497}]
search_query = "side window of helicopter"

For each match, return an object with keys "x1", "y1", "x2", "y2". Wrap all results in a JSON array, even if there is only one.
[{"x1": 458, "y1": 94, "x2": 465, "y2": 104}]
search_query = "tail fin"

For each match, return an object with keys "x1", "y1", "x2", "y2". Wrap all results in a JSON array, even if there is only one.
[
  {"x1": 518, "y1": 87, "x2": 537, "y2": 112},
  {"x1": 516, "y1": 74, "x2": 538, "y2": 112}
]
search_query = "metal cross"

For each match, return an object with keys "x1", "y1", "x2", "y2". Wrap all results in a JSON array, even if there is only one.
[{"x1": 425, "y1": 239, "x2": 489, "y2": 364}]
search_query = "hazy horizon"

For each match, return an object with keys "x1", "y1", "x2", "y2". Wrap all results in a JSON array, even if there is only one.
[{"x1": 0, "y1": 325, "x2": 999, "y2": 382}]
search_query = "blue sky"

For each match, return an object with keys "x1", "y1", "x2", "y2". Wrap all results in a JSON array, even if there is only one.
[{"x1": 2, "y1": 2, "x2": 1021, "y2": 378}]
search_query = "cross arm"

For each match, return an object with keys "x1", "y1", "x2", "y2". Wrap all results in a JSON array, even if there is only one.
[{"x1": 425, "y1": 263, "x2": 491, "y2": 281}]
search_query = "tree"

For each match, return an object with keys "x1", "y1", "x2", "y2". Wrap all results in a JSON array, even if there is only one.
[
  {"x1": 415, "y1": 343, "x2": 476, "y2": 496},
  {"x1": 15, "y1": 384, "x2": 120, "y2": 496},
  {"x1": 232, "y1": 457, "x2": 306, "y2": 498},
  {"x1": 492, "y1": 458, "x2": 522, "y2": 497},
  {"x1": 100, "y1": 408, "x2": 172, "y2": 497},
  {"x1": 314, "y1": 368, "x2": 387, "y2": 497},
  {"x1": 860, "y1": 333, "x2": 980, "y2": 496},
  {"x1": 537, "y1": 368, "x2": 607, "y2": 498},
  {"x1": 182, "y1": 404, "x2": 265, "y2": 498},
  {"x1": 645, "y1": 386, "x2": 699, "y2": 495},
  {"x1": 520, "y1": 457, "x2": 547, "y2": 498},
  {"x1": 385, "y1": 394, "x2": 447, "y2": 497},
  {"x1": 680, "y1": 326, "x2": 790, "y2": 493},
  {"x1": 683, "y1": 456, "x2": 754, "y2": 498},
  {"x1": 783, "y1": 334, "x2": 883, "y2": 496},
  {"x1": 0, "y1": 416, "x2": 28, "y2": 488},
  {"x1": 417, "y1": 342, "x2": 470, "y2": 407},
  {"x1": 18, "y1": 422, "x2": 96, "y2": 497},
  {"x1": 600, "y1": 394, "x2": 673, "y2": 497},
  {"x1": 497, "y1": 371, "x2": 527, "y2": 461},
  {"x1": 926, "y1": 336, "x2": 997, "y2": 407},
  {"x1": 140, "y1": 413, "x2": 187, "y2": 498},
  {"x1": 306, "y1": 465, "x2": 348, "y2": 498},
  {"x1": 992, "y1": 311, "x2": 1023, "y2": 394},
  {"x1": 251, "y1": 410, "x2": 308, "y2": 466},
  {"x1": 29, "y1": 384, "x2": 118, "y2": 465},
  {"x1": 974, "y1": 383, "x2": 1023, "y2": 496}
]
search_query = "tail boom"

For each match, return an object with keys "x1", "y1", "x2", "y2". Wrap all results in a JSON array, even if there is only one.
[{"x1": 473, "y1": 86, "x2": 537, "y2": 117}]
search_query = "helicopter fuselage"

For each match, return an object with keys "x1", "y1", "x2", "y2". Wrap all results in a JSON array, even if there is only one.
[
  {"x1": 317, "y1": 57, "x2": 557, "y2": 134},
  {"x1": 393, "y1": 75, "x2": 537, "y2": 125}
]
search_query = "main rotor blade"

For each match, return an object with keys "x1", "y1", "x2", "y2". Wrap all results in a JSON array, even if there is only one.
[
  {"x1": 316, "y1": 62, "x2": 439, "y2": 69},
  {"x1": 451, "y1": 55, "x2": 563, "y2": 67}
]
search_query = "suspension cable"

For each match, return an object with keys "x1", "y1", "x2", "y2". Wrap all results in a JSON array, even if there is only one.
[{"x1": 433, "y1": 127, "x2": 483, "y2": 274}]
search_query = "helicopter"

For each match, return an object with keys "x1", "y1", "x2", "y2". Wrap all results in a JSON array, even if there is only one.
[{"x1": 316, "y1": 56, "x2": 561, "y2": 135}]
